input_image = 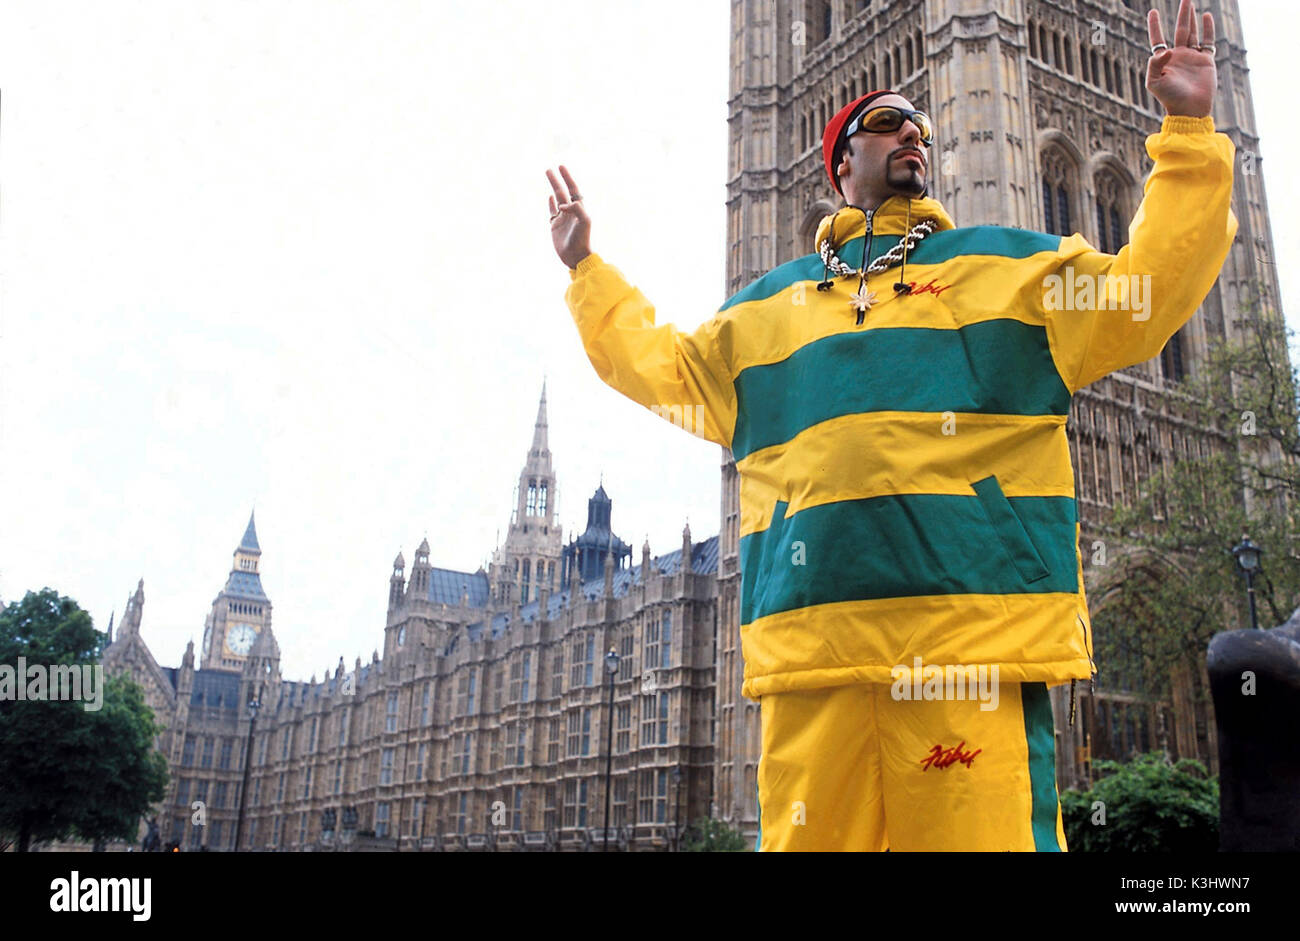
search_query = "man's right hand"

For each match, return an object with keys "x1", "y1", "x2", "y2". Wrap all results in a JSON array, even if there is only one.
[{"x1": 546, "y1": 165, "x2": 592, "y2": 270}]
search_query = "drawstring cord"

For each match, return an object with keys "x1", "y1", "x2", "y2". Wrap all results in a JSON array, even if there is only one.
[{"x1": 816, "y1": 208, "x2": 845, "y2": 291}]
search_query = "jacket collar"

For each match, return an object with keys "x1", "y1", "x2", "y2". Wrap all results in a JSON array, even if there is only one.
[{"x1": 813, "y1": 194, "x2": 956, "y2": 252}]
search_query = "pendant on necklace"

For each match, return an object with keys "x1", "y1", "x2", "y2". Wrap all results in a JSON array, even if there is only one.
[{"x1": 849, "y1": 287, "x2": 878, "y2": 313}]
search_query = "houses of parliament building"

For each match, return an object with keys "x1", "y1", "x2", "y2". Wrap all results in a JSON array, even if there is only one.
[
  {"x1": 103, "y1": 386, "x2": 724, "y2": 850},
  {"x1": 96, "y1": 0, "x2": 1282, "y2": 850}
]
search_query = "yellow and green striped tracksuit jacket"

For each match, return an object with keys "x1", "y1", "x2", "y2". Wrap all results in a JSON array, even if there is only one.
[{"x1": 566, "y1": 114, "x2": 1237, "y2": 700}]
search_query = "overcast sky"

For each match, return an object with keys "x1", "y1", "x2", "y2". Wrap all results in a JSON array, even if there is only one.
[{"x1": 1, "y1": 1, "x2": 1295, "y2": 680}]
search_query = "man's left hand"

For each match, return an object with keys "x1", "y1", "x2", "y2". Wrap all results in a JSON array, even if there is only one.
[{"x1": 1146, "y1": 0, "x2": 1217, "y2": 118}]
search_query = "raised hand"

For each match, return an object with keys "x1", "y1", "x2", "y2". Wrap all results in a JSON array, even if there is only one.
[
  {"x1": 546, "y1": 165, "x2": 592, "y2": 270},
  {"x1": 1147, "y1": 0, "x2": 1217, "y2": 118}
]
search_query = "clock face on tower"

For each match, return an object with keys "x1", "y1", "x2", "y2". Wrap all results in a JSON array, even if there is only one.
[{"x1": 225, "y1": 623, "x2": 258, "y2": 657}]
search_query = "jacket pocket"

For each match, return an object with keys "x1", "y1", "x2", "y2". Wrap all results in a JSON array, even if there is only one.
[{"x1": 971, "y1": 475, "x2": 1050, "y2": 584}]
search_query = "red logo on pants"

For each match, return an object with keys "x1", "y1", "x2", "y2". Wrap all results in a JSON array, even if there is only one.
[{"x1": 920, "y1": 741, "x2": 982, "y2": 770}]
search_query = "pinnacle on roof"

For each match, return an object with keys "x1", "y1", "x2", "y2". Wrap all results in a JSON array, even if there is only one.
[
  {"x1": 531, "y1": 380, "x2": 549, "y2": 454},
  {"x1": 240, "y1": 511, "x2": 261, "y2": 552}
]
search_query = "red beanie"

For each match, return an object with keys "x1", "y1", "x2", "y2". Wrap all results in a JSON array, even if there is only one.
[{"x1": 822, "y1": 90, "x2": 896, "y2": 196}]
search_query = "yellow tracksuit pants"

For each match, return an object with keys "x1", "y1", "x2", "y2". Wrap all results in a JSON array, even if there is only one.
[{"x1": 756, "y1": 681, "x2": 1067, "y2": 851}]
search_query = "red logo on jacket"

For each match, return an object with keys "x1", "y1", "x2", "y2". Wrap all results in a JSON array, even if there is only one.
[{"x1": 901, "y1": 278, "x2": 953, "y2": 298}]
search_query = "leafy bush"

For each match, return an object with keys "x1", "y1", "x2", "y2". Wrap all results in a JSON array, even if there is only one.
[
  {"x1": 681, "y1": 817, "x2": 749, "y2": 852},
  {"x1": 1061, "y1": 751, "x2": 1218, "y2": 852}
]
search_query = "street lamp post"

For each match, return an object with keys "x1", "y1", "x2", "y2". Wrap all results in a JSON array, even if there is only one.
[
  {"x1": 1231, "y1": 534, "x2": 1265, "y2": 630},
  {"x1": 233, "y1": 684, "x2": 262, "y2": 852},
  {"x1": 672, "y1": 766, "x2": 683, "y2": 852},
  {"x1": 602, "y1": 646, "x2": 620, "y2": 852}
]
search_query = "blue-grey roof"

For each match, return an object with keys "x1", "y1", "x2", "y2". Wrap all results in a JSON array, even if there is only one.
[
  {"x1": 655, "y1": 535, "x2": 720, "y2": 578},
  {"x1": 190, "y1": 670, "x2": 241, "y2": 712},
  {"x1": 162, "y1": 666, "x2": 178, "y2": 691},
  {"x1": 428, "y1": 567, "x2": 490, "y2": 608},
  {"x1": 241, "y1": 513, "x2": 260, "y2": 552},
  {"x1": 446, "y1": 534, "x2": 719, "y2": 654},
  {"x1": 224, "y1": 570, "x2": 268, "y2": 600}
]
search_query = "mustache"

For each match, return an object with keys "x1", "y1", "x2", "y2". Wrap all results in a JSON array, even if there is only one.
[{"x1": 889, "y1": 147, "x2": 927, "y2": 168}]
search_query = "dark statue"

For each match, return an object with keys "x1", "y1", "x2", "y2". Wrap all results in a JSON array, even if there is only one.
[
  {"x1": 141, "y1": 816, "x2": 162, "y2": 853},
  {"x1": 1207, "y1": 606, "x2": 1300, "y2": 851}
]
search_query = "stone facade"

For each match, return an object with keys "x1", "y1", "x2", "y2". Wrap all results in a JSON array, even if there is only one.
[
  {"x1": 99, "y1": 389, "x2": 720, "y2": 851},
  {"x1": 715, "y1": 0, "x2": 1287, "y2": 838}
]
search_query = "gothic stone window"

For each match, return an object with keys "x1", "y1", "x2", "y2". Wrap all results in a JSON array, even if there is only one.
[
  {"x1": 1161, "y1": 329, "x2": 1186, "y2": 383},
  {"x1": 1041, "y1": 147, "x2": 1077, "y2": 237},
  {"x1": 1094, "y1": 170, "x2": 1129, "y2": 254}
]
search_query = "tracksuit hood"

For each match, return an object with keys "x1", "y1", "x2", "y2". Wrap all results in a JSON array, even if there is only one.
[{"x1": 813, "y1": 193, "x2": 957, "y2": 253}]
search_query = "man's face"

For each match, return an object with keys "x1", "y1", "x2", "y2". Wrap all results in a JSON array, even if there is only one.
[{"x1": 836, "y1": 94, "x2": 929, "y2": 206}]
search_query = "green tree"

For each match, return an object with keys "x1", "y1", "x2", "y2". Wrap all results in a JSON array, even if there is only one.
[
  {"x1": 1061, "y1": 751, "x2": 1219, "y2": 852},
  {"x1": 1089, "y1": 299, "x2": 1300, "y2": 699},
  {"x1": 681, "y1": 817, "x2": 749, "y2": 852},
  {"x1": 0, "y1": 588, "x2": 169, "y2": 851}
]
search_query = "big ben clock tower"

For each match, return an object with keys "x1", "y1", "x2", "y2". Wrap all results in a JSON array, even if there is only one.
[{"x1": 202, "y1": 511, "x2": 275, "y2": 671}]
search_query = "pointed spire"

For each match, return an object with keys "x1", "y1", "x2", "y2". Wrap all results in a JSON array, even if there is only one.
[
  {"x1": 106, "y1": 610, "x2": 115, "y2": 645},
  {"x1": 531, "y1": 380, "x2": 549, "y2": 455},
  {"x1": 241, "y1": 511, "x2": 261, "y2": 552}
]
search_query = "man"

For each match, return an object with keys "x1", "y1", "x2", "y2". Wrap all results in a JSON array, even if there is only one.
[{"x1": 546, "y1": 0, "x2": 1235, "y2": 851}]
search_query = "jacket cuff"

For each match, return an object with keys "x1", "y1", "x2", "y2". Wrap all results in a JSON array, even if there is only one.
[
  {"x1": 569, "y1": 252, "x2": 603, "y2": 278},
  {"x1": 1161, "y1": 114, "x2": 1216, "y2": 134}
]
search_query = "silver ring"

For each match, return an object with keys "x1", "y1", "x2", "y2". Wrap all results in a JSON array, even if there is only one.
[{"x1": 1151, "y1": 42, "x2": 1169, "y2": 53}]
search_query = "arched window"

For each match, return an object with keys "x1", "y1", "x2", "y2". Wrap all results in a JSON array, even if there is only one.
[
  {"x1": 1094, "y1": 170, "x2": 1128, "y2": 254},
  {"x1": 538, "y1": 482, "x2": 548, "y2": 515},
  {"x1": 905, "y1": 39, "x2": 913, "y2": 75},
  {"x1": 1041, "y1": 147, "x2": 1077, "y2": 236},
  {"x1": 1080, "y1": 40, "x2": 1089, "y2": 82},
  {"x1": 1028, "y1": 20, "x2": 1038, "y2": 59},
  {"x1": 526, "y1": 481, "x2": 537, "y2": 516},
  {"x1": 522, "y1": 559, "x2": 531, "y2": 603},
  {"x1": 1160, "y1": 330, "x2": 1186, "y2": 382}
]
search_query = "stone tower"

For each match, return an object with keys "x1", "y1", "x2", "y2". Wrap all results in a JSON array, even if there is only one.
[
  {"x1": 719, "y1": 0, "x2": 1286, "y2": 832},
  {"x1": 202, "y1": 511, "x2": 275, "y2": 671},
  {"x1": 489, "y1": 383, "x2": 564, "y2": 606}
]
